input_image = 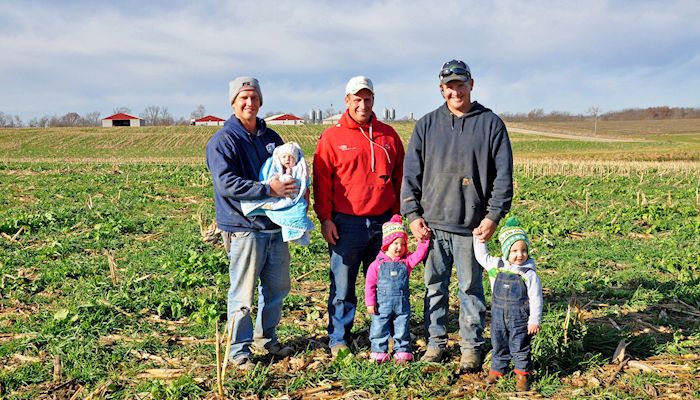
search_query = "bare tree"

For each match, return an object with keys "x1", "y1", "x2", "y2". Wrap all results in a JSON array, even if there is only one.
[
  {"x1": 190, "y1": 104, "x2": 206, "y2": 120},
  {"x1": 587, "y1": 106, "x2": 601, "y2": 135},
  {"x1": 140, "y1": 106, "x2": 161, "y2": 126},
  {"x1": 113, "y1": 107, "x2": 132, "y2": 115},
  {"x1": 0, "y1": 111, "x2": 23, "y2": 127},
  {"x1": 81, "y1": 111, "x2": 101, "y2": 126},
  {"x1": 61, "y1": 112, "x2": 81, "y2": 126},
  {"x1": 160, "y1": 107, "x2": 174, "y2": 125}
]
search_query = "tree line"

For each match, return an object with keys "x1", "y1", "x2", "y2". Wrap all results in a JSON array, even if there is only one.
[
  {"x1": 501, "y1": 106, "x2": 700, "y2": 122},
  {"x1": 3, "y1": 105, "x2": 700, "y2": 128},
  {"x1": 0, "y1": 104, "x2": 210, "y2": 128}
]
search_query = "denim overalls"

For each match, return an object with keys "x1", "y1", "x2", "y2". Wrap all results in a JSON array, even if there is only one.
[
  {"x1": 369, "y1": 260, "x2": 411, "y2": 354},
  {"x1": 490, "y1": 270, "x2": 532, "y2": 374}
]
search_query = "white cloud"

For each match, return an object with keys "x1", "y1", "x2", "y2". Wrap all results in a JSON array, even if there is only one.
[{"x1": 1, "y1": 0, "x2": 699, "y2": 121}]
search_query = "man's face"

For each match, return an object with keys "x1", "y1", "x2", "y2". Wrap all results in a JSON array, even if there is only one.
[
  {"x1": 441, "y1": 79, "x2": 473, "y2": 114},
  {"x1": 345, "y1": 88, "x2": 374, "y2": 124},
  {"x1": 233, "y1": 89, "x2": 260, "y2": 120}
]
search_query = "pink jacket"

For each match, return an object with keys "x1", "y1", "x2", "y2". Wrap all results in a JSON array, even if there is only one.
[{"x1": 364, "y1": 240, "x2": 429, "y2": 307}]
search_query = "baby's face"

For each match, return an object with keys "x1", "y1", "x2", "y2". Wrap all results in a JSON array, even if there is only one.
[
  {"x1": 508, "y1": 240, "x2": 529, "y2": 265},
  {"x1": 279, "y1": 153, "x2": 296, "y2": 169}
]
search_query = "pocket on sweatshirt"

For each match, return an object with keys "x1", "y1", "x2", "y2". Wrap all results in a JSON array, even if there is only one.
[{"x1": 422, "y1": 173, "x2": 481, "y2": 227}]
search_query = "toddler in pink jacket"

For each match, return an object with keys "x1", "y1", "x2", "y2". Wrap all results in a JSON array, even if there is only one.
[{"x1": 365, "y1": 214, "x2": 429, "y2": 363}]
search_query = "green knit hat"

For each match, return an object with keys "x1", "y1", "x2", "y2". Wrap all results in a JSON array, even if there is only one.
[{"x1": 497, "y1": 217, "x2": 529, "y2": 260}]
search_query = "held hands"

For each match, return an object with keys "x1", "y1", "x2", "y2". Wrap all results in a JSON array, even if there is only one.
[
  {"x1": 269, "y1": 174, "x2": 299, "y2": 198},
  {"x1": 321, "y1": 219, "x2": 340, "y2": 245},
  {"x1": 528, "y1": 324, "x2": 540, "y2": 335},
  {"x1": 409, "y1": 218, "x2": 432, "y2": 241},
  {"x1": 367, "y1": 306, "x2": 377, "y2": 315},
  {"x1": 473, "y1": 218, "x2": 497, "y2": 242}
]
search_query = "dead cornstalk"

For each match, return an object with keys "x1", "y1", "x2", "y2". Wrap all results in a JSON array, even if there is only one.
[
  {"x1": 220, "y1": 317, "x2": 235, "y2": 383},
  {"x1": 53, "y1": 355, "x2": 62, "y2": 382},
  {"x1": 215, "y1": 324, "x2": 224, "y2": 399},
  {"x1": 106, "y1": 251, "x2": 118, "y2": 284}
]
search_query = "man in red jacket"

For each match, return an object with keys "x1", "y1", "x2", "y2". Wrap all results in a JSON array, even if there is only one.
[{"x1": 313, "y1": 76, "x2": 405, "y2": 357}]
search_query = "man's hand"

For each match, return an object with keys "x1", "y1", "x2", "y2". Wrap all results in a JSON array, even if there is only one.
[
  {"x1": 321, "y1": 219, "x2": 339, "y2": 245},
  {"x1": 367, "y1": 306, "x2": 376, "y2": 315},
  {"x1": 474, "y1": 218, "x2": 497, "y2": 242},
  {"x1": 269, "y1": 174, "x2": 298, "y2": 198},
  {"x1": 409, "y1": 218, "x2": 431, "y2": 241},
  {"x1": 528, "y1": 324, "x2": 540, "y2": 335}
]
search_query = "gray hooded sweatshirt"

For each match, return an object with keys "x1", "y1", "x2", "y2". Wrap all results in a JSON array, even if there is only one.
[{"x1": 401, "y1": 102, "x2": 513, "y2": 234}]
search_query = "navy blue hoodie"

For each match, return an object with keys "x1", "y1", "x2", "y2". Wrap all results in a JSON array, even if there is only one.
[
  {"x1": 401, "y1": 102, "x2": 513, "y2": 234},
  {"x1": 205, "y1": 115, "x2": 283, "y2": 232}
]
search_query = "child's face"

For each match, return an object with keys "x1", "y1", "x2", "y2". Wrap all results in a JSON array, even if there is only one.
[
  {"x1": 279, "y1": 152, "x2": 296, "y2": 169},
  {"x1": 508, "y1": 240, "x2": 529, "y2": 265},
  {"x1": 385, "y1": 237, "x2": 407, "y2": 258}
]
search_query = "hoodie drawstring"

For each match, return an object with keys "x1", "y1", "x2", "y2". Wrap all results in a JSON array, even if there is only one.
[{"x1": 359, "y1": 123, "x2": 391, "y2": 172}]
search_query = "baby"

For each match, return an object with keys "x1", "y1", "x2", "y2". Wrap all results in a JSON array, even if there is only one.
[{"x1": 239, "y1": 142, "x2": 313, "y2": 245}]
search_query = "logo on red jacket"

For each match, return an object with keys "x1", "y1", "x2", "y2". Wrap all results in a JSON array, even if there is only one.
[{"x1": 338, "y1": 145, "x2": 357, "y2": 151}]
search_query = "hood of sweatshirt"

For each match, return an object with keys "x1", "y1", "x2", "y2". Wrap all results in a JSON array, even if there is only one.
[
  {"x1": 223, "y1": 114, "x2": 268, "y2": 138},
  {"x1": 439, "y1": 101, "x2": 491, "y2": 135},
  {"x1": 338, "y1": 110, "x2": 390, "y2": 174}
]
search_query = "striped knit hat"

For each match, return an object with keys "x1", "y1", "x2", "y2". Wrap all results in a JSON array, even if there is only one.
[
  {"x1": 382, "y1": 214, "x2": 408, "y2": 251},
  {"x1": 498, "y1": 217, "x2": 529, "y2": 260}
]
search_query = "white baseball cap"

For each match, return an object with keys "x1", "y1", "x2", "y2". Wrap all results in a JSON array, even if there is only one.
[{"x1": 345, "y1": 76, "x2": 374, "y2": 95}]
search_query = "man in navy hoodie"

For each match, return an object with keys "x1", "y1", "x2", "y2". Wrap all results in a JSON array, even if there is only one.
[
  {"x1": 206, "y1": 77, "x2": 299, "y2": 371},
  {"x1": 401, "y1": 60, "x2": 513, "y2": 372}
]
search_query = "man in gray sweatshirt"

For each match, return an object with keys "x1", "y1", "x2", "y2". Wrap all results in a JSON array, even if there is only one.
[{"x1": 401, "y1": 59, "x2": 513, "y2": 372}]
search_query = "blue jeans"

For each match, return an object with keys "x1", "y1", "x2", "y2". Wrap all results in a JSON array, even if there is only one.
[
  {"x1": 490, "y1": 272, "x2": 531, "y2": 374},
  {"x1": 370, "y1": 261, "x2": 411, "y2": 354},
  {"x1": 424, "y1": 229, "x2": 485, "y2": 352},
  {"x1": 327, "y1": 212, "x2": 389, "y2": 348},
  {"x1": 224, "y1": 230, "x2": 291, "y2": 360}
]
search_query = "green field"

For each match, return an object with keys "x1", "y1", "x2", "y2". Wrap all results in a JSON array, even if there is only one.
[{"x1": 1, "y1": 123, "x2": 699, "y2": 399}]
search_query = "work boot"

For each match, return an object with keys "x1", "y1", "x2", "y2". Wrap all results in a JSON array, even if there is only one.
[
  {"x1": 515, "y1": 374, "x2": 530, "y2": 391},
  {"x1": 231, "y1": 356, "x2": 256, "y2": 372},
  {"x1": 265, "y1": 342, "x2": 294, "y2": 358},
  {"x1": 420, "y1": 347, "x2": 445, "y2": 362},
  {"x1": 330, "y1": 343, "x2": 350, "y2": 359},
  {"x1": 485, "y1": 370, "x2": 502, "y2": 384},
  {"x1": 459, "y1": 350, "x2": 482, "y2": 372}
]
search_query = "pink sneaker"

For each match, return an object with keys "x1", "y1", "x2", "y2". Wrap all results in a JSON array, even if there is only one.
[
  {"x1": 370, "y1": 352, "x2": 391, "y2": 364},
  {"x1": 393, "y1": 352, "x2": 413, "y2": 364}
]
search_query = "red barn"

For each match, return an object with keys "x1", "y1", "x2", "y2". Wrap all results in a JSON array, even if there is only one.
[
  {"x1": 102, "y1": 113, "x2": 142, "y2": 127},
  {"x1": 264, "y1": 113, "x2": 305, "y2": 125},
  {"x1": 194, "y1": 115, "x2": 226, "y2": 126}
]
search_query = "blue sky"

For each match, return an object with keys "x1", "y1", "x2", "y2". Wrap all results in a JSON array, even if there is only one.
[{"x1": 1, "y1": 0, "x2": 699, "y2": 122}]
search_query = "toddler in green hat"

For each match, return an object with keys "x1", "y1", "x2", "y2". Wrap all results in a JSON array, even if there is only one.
[{"x1": 474, "y1": 216, "x2": 543, "y2": 391}]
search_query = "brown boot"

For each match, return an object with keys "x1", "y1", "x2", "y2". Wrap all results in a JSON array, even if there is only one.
[
  {"x1": 515, "y1": 373, "x2": 530, "y2": 391},
  {"x1": 485, "y1": 370, "x2": 502, "y2": 384}
]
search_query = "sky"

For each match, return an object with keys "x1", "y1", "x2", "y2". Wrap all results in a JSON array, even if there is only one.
[{"x1": 1, "y1": 0, "x2": 699, "y2": 122}]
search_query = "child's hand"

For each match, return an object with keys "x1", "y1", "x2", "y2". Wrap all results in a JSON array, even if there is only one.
[
  {"x1": 473, "y1": 227, "x2": 487, "y2": 243},
  {"x1": 367, "y1": 306, "x2": 376, "y2": 315},
  {"x1": 528, "y1": 324, "x2": 540, "y2": 335}
]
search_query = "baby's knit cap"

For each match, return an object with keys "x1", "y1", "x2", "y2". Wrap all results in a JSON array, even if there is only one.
[
  {"x1": 497, "y1": 216, "x2": 530, "y2": 260},
  {"x1": 381, "y1": 214, "x2": 408, "y2": 251}
]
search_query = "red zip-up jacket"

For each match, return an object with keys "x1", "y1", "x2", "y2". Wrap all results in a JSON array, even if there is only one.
[{"x1": 313, "y1": 111, "x2": 404, "y2": 222}]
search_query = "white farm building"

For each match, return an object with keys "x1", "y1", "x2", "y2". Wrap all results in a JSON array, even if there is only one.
[
  {"x1": 194, "y1": 115, "x2": 226, "y2": 126},
  {"x1": 264, "y1": 113, "x2": 305, "y2": 125},
  {"x1": 102, "y1": 113, "x2": 142, "y2": 127}
]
